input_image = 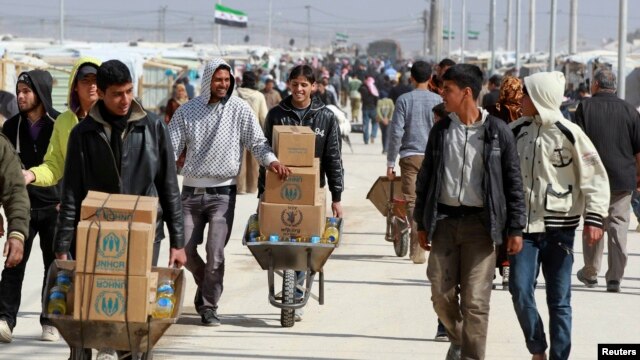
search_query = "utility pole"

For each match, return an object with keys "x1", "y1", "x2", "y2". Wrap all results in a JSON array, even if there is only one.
[
  {"x1": 268, "y1": 0, "x2": 273, "y2": 48},
  {"x1": 569, "y1": 0, "x2": 578, "y2": 54},
  {"x1": 529, "y1": 0, "x2": 536, "y2": 53},
  {"x1": 505, "y1": 0, "x2": 511, "y2": 51},
  {"x1": 423, "y1": 9, "x2": 429, "y2": 58},
  {"x1": 618, "y1": 0, "x2": 627, "y2": 98},
  {"x1": 429, "y1": 0, "x2": 443, "y2": 61},
  {"x1": 305, "y1": 5, "x2": 311, "y2": 50},
  {"x1": 447, "y1": 0, "x2": 452, "y2": 56},
  {"x1": 159, "y1": 6, "x2": 167, "y2": 43},
  {"x1": 460, "y1": 0, "x2": 466, "y2": 62},
  {"x1": 549, "y1": 0, "x2": 557, "y2": 71},
  {"x1": 515, "y1": 0, "x2": 521, "y2": 71},
  {"x1": 217, "y1": 0, "x2": 222, "y2": 48},
  {"x1": 489, "y1": 0, "x2": 496, "y2": 74},
  {"x1": 59, "y1": 0, "x2": 64, "y2": 44}
]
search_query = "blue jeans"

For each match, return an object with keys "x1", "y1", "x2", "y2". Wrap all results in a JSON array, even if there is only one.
[
  {"x1": 362, "y1": 108, "x2": 378, "y2": 144},
  {"x1": 509, "y1": 229, "x2": 574, "y2": 360},
  {"x1": 631, "y1": 190, "x2": 640, "y2": 221}
]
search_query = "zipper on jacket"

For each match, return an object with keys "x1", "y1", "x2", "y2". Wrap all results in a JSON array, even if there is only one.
[
  {"x1": 457, "y1": 127, "x2": 469, "y2": 204},
  {"x1": 98, "y1": 131, "x2": 123, "y2": 188},
  {"x1": 526, "y1": 124, "x2": 542, "y2": 233}
]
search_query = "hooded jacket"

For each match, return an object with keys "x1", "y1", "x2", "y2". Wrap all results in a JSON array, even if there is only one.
[
  {"x1": 168, "y1": 59, "x2": 277, "y2": 187},
  {"x1": 510, "y1": 72, "x2": 610, "y2": 233},
  {"x1": 55, "y1": 98, "x2": 184, "y2": 254},
  {"x1": 29, "y1": 57, "x2": 101, "y2": 187},
  {"x1": 259, "y1": 95, "x2": 344, "y2": 202},
  {"x1": 0, "y1": 133, "x2": 30, "y2": 240},
  {"x1": 3, "y1": 69, "x2": 61, "y2": 209}
]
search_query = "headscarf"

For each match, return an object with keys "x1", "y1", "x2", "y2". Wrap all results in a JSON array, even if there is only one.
[
  {"x1": 365, "y1": 76, "x2": 379, "y2": 97},
  {"x1": 173, "y1": 83, "x2": 189, "y2": 105},
  {"x1": 496, "y1": 76, "x2": 523, "y2": 122}
]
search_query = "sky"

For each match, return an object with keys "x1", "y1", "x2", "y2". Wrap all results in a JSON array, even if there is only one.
[{"x1": 0, "y1": 0, "x2": 638, "y2": 57}]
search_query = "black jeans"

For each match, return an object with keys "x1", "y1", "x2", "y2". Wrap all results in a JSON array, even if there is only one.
[{"x1": 0, "y1": 206, "x2": 57, "y2": 330}]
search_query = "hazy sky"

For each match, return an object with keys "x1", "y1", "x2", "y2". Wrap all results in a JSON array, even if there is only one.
[{"x1": 0, "y1": 0, "x2": 637, "y2": 56}]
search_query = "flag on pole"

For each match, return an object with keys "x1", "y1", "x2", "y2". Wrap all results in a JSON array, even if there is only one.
[
  {"x1": 467, "y1": 30, "x2": 480, "y2": 40},
  {"x1": 214, "y1": 4, "x2": 248, "y2": 28},
  {"x1": 336, "y1": 32, "x2": 349, "y2": 43},
  {"x1": 443, "y1": 29, "x2": 455, "y2": 40}
]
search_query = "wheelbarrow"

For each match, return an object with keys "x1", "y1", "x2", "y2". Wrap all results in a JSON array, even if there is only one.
[
  {"x1": 366, "y1": 175, "x2": 410, "y2": 257},
  {"x1": 44, "y1": 260, "x2": 186, "y2": 360},
  {"x1": 243, "y1": 215, "x2": 342, "y2": 327}
]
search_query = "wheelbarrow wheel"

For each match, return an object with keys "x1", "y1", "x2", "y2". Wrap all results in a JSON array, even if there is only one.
[
  {"x1": 393, "y1": 220, "x2": 409, "y2": 258},
  {"x1": 140, "y1": 351, "x2": 154, "y2": 360},
  {"x1": 280, "y1": 270, "x2": 296, "y2": 328},
  {"x1": 69, "y1": 347, "x2": 92, "y2": 360}
]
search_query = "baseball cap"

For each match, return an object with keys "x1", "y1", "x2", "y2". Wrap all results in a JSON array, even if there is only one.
[{"x1": 77, "y1": 64, "x2": 98, "y2": 80}]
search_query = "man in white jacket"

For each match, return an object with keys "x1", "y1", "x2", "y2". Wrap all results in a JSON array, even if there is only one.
[
  {"x1": 169, "y1": 59, "x2": 289, "y2": 326},
  {"x1": 509, "y1": 72, "x2": 610, "y2": 360}
]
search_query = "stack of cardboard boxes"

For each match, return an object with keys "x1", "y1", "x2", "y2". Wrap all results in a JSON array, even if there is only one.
[
  {"x1": 259, "y1": 126, "x2": 327, "y2": 240},
  {"x1": 72, "y1": 191, "x2": 159, "y2": 322}
]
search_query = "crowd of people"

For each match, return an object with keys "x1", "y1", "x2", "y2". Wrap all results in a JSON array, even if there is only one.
[{"x1": 0, "y1": 50, "x2": 637, "y2": 360}]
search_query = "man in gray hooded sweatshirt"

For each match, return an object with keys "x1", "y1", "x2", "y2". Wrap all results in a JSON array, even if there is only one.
[{"x1": 169, "y1": 59, "x2": 289, "y2": 326}]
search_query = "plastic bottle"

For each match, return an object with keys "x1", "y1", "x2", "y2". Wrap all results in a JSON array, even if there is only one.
[
  {"x1": 55, "y1": 270, "x2": 72, "y2": 292},
  {"x1": 47, "y1": 286, "x2": 67, "y2": 315},
  {"x1": 323, "y1": 218, "x2": 340, "y2": 244},
  {"x1": 153, "y1": 279, "x2": 175, "y2": 319},
  {"x1": 310, "y1": 236, "x2": 321, "y2": 244},
  {"x1": 269, "y1": 234, "x2": 279, "y2": 242},
  {"x1": 247, "y1": 214, "x2": 260, "y2": 242}
]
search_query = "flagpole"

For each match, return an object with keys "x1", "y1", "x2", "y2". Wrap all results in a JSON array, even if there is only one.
[
  {"x1": 460, "y1": 0, "x2": 466, "y2": 62},
  {"x1": 217, "y1": 0, "x2": 222, "y2": 48},
  {"x1": 268, "y1": 0, "x2": 273, "y2": 48}
]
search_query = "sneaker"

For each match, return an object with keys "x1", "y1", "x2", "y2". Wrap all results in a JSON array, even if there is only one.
[
  {"x1": 294, "y1": 309, "x2": 303, "y2": 322},
  {"x1": 435, "y1": 323, "x2": 449, "y2": 342},
  {"x1": 607, "y1": 281, "x2": 621, "y2": 293},
  {"x1": 201, "y1": 309, "x2": 221, "y2": 326},
  {"x1": 0, "y1": 319, "x2": 12, "y2": 343},
  {"x1": 445, "y1": 343, "x2": 462, "y2": 360},
  {"x1": 96, "y1": 349, "x2": 118, "y2": 360},
  {"x1": 502, "y1": 266, "x2": 510, "y2": 290},
  {"x1": 577, "y1": 269, "x2": 598, "y2": 288},
  {"x1": 40, "y1": 325, "x2": 59, "y2": 342}
]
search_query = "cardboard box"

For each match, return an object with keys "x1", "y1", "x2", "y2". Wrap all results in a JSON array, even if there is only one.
[
  {"x1": 259, "y1": 189, "x2": 326, "y2": 238},
  {"x1": 75, "y1": 221, "x2": 154, "y2": 276},
  {"x1": 148, "y1": 272, "x2": 159, "y2": 305},
  {"x1": 273, "y1": 125, "x2": 316, "y2": 166},
  {"x1": 264, "y1": 158, "x2": 320, "y2": 205},
  {"x1": 73, "y1": 273, "x2": 151, "y2": 323},
  {"x1": 81, "y1": 191, "x2": 158, "y2": 226}
]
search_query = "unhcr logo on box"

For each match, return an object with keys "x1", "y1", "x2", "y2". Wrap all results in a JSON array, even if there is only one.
[
  {"x1": 95, "y1": 208, "x2": 133, "y2": 221},
  {"x1": 95, "y1": 291, "x2": 125, "y2": 317}
]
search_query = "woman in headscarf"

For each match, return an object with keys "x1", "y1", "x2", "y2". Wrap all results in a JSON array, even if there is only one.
[
  {"x1": 487, "y1": 75, "x2": 523, "y2": 123},
  {"x1": 359, "y1": 75, "x2": 379, "y2": 145},
  {"x1": 165, "y1": 82, "x2": 189, "y2": 172},
  {"x1": 165, "y1": 83, "x2": 189, "y2": 124}
]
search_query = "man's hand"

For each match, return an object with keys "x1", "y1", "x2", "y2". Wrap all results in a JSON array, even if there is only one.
[
  {"x1": 268, "y1": 161, "x2": 291, "y2": 181},
  {"x1": 3, "y1": 237, "x2": 24, "y2": 268},
  {"x1": 56, "y1": 252, "x2": 68, "y2": 261},
  {"x1": 418, "y1": 230, "x2": 431, "y2": 251},
  {"x1": 387, "y1": 167, "x2": 395, "y2": 181},
  {"x1": 0, "y1": 215, "x2": 4, "y2": 238},
  {"x1": 583, "y1": 225, "x2": 604, "y2": 247},
  {"x1": 506, "y1": 235, "x2": 523, "y2": 255},
  {"x1": 331, "y1": 201, "x2": 343, "y2": 218},
  {"x1": 169, "y1": 248, "x2": 187, "y2": 268},
  {"x1": 22, "y1": 170, "x2": 35, "y2": 185}
]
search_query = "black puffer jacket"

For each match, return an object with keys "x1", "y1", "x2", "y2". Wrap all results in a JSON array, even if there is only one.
[
  {"x1": 414, "y1": 115, "x2": 526, "y2": 245},
  {"x1": 54, "y1": 99, "x2": 184, "y2": 254},
  {"x1": 259, "y1": 96, "x2": 344, "y2": 202}
]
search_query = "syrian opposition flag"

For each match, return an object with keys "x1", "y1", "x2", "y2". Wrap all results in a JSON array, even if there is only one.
[{"x1": 214, "y1": 4, "x2": 248, "y2": 28}]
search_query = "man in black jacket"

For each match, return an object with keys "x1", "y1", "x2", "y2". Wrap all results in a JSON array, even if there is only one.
[
  {"x1": 414, "y1": 64, "x2": 525, "y2": 360},
  {"x1": 54, "y1": 60, "x2": 186, "y2": 269},
  {"x1": 0, "y1": 70, "x2": 60, "y2": 343},
  {"x1": 574, "y1": 69, "x2": 640, "y2": 293},
  {"x1": 259, "y1": 64, "x2": 344, "y2": 322}
]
